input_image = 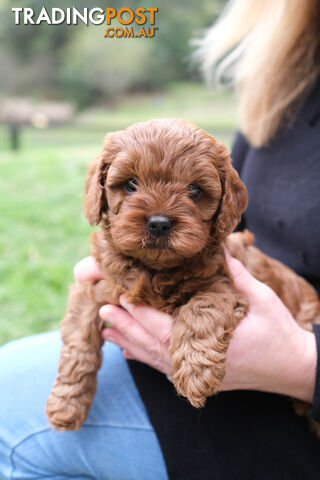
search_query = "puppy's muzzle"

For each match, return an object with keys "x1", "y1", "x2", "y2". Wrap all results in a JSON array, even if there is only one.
[{"x1": 147, "y1": 215, "x2": 172, "y2": 238}]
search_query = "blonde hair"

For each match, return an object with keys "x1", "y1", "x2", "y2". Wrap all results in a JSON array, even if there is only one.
[{"x1": 196, "y1": 0, "x2": 320, "y2": 147}]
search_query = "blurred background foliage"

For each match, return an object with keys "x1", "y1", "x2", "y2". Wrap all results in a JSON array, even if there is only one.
[
  {"x1": 0, "y1": 0, "x2": 225, "y2": 104},
  {"x1": 0, "y1": 0, "x2": 236, "y2": 345}
]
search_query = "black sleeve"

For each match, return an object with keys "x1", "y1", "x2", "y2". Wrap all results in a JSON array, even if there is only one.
[
  {"x1": 308, "y1": 324, "x2": 320, "y2": 421},
  {"x1": 230, "y1": 131, "x2": 249, "y2": 176},
  {"x1": 230, "y1": 131, "x2": 249, "y2": 232}
]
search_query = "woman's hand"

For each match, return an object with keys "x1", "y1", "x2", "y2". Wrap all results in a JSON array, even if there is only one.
[
  {"x1": 222, "y1": 251, "x2": 317, "y2": 403},
  {"x1": 74, "y1": 255, "x2": 317, "y2": 402},
  {"x1": 100, "y1": 298, "x2": 172, "y2": 375}
]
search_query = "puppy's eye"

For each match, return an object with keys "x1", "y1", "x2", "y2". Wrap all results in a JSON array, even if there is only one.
[
  {"x1": 125, "y1": 178, "x2": 138, "y2": 193},
  {"x1": 188, "y1": 183, "x2": 202, "y2": 200}
]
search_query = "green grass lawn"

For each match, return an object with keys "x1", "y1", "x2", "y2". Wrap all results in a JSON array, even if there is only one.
[{"x1": 0, "y1": 82, "x2": 237, "y2": 346}]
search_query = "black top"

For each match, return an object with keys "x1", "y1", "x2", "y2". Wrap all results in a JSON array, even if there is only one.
[{"x1": 128, "y1": 78, "x2": 320, "y2": 479}]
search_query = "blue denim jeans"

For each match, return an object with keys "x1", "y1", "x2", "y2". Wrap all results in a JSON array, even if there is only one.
[{"x1": 0, "y1": 332, "x2": 168, "y2": 480}]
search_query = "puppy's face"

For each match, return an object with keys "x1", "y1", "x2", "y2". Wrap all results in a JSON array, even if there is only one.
[{"x1": 85, "y1": 119, "x2": 247, "y2": 268}]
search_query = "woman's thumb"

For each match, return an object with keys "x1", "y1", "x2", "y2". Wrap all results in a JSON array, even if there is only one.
[{"x1": 224, "y1": 248, "x2": 261, "y2": 300}]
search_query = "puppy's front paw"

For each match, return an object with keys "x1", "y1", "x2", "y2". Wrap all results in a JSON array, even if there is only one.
[
  {"x1": 170, "y1": 342, "x2": 226, "y2": 408},
  {"x1": 46, "y1": 381, "x2": 94, "y2": 431}
]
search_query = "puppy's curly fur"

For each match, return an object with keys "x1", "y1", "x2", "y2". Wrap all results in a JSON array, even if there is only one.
[{"x1": 46, "y1": 119, "x2": 320, "y2": 433}]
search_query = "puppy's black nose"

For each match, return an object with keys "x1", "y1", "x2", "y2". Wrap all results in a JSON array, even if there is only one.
[{"x1": 147, "y1": 215, "x2": 172, "y2": 238}]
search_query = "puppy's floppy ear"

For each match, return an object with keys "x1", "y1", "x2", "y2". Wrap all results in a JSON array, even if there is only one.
[
  {"x1": 213, "y1": 140, "x2": 248, "y2": 241},
  {"x1": 84, "y1": 134, "x2": 115, "y2": 225}
]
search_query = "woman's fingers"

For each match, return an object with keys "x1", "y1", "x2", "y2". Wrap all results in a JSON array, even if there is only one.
[
  {"x1": 100, "y1": 305, "x2": 172, "y2": 374},
  {"x1": 100, "y1": 304, "x2": 161, "y2": 350},
  {"x1": 101, "y1": 326, "x2": 152, "y2": 366},
  {"x1": 73, "y1": 256, "x2": 103, "y2": 283},
  {"x1": 101, "y1": 326, "x2": 171, "y2": 374},
  {"x1": 119, "y1": 295, "x2": 172, "y2": 344}
]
